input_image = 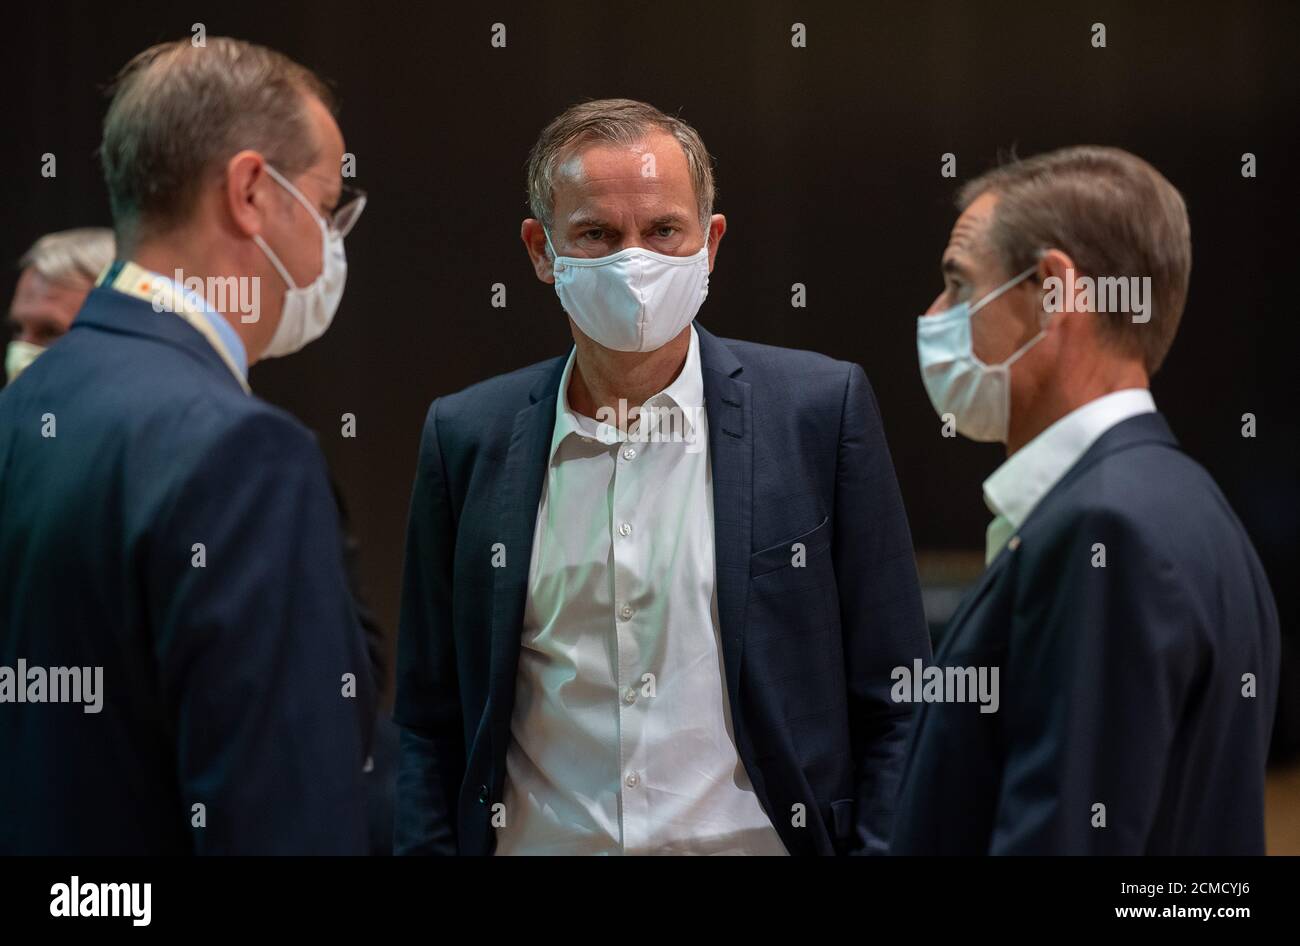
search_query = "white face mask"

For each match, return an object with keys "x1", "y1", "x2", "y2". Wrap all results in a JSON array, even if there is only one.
[
  {"x1": 916, "y1": 264, "x2": 1041, "y2": 443},
  {"x1": 5, "y1": 339, "x2": 45, "y2": 383},
  {"x1": 544, "y1": 226, "x2": 710, "y2": 352},
  {"x1": 254, "y1": 164, "x2": 347, "y2": 359}
]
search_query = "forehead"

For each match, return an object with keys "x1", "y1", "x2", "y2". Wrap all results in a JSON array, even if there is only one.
[
  {"x1": 13, "y1": 268, "x2": 81, "y2": 303},
  {"x1": 944, "y1": 190, "x2": 1000, "y2": 267},
  {"x1": 304, "y1": 95, "x2": 344, "y2": 160},
  {"x1": 10, "y1": 267, "x2": 87, "y2": 322},
  {"x1": 552, "y1": 130, "x2": 695, "y2": 219}
]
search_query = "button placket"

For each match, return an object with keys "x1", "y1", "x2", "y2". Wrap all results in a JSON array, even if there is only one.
[{"x1": 609, "y1": 433, "x2": 650, "y2": 853}]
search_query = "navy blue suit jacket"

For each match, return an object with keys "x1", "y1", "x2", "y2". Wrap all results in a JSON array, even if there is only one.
[
  {"x1": 0, "y1": 288, "x2": 374, "y2": 854},
  {"x1": 393, "y1": 323, "x2": 931, "y2": 855},
  {"x1": 892, "y1": 412, "x2": 1280, "y2": 854}
]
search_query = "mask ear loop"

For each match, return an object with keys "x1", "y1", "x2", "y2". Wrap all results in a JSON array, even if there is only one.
[
  {"x1": 253, "y1": 234, "x2": 298, "y2": 291},
  {"x1": 970, "y1": 261, "x2": 1043, "y2": 369},
  {"x1": 255, "y1": 163, "x2": 331, "y2": 292},
  {"x1": 970, "y1": 264, "x2": 1038, "y2": 316}
]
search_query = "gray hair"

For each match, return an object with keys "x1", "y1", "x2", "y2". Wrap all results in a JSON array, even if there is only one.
[
  {"x1": 100, "y1": 37, "x2": 336, "y2": 249},
  {"x1": 957, "y1": 146, "x2": 1192, "y2": 375},
  {"x1": 526, "y1": 98, "x2": 716, "y2": 234},
  {"x1": 18, "y1": 228, "x2": 116, "y2": 287}
]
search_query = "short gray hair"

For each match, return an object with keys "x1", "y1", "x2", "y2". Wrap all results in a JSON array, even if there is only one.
[
  {"x1": 527, "y1": 98, "x2": 716, "y2": 233},
  {"x1": 101, "y1": 37, "x2": 336, "y2": 248},
  {"x1": 957, "y1": 146, "x2": 1191, "y2": 375},
  {"x1": 18, "y1": 228, "x2": 116, "y2": 287}
]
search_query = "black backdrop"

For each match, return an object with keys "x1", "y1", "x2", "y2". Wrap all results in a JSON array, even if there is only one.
[{"x1": 2, "y1": 0, "x2": 1296, "y2": 745}]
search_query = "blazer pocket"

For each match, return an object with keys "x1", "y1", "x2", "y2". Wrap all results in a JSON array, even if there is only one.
[
  {"x1": 830, "y1": 797, "x2": 855, "y2": 846},
  {"x1": 750, "y1": 515, "x2": 831, "y2": 578}
]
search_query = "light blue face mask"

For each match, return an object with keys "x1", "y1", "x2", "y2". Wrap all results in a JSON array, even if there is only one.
[
  {"x1": 916, "y1": 264, "x2": 1040, "y2": 443},
  {"x1": 5, "y1": 339, "x2": 45, "y2": 383}
]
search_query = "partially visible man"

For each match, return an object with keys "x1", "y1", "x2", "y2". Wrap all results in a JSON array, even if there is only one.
[
  {"x1": 0, "y1": 37, "x2": 373, "y2": 854},
  {"x1": 5, "y1": 228, "x2": 114, "y2": 384},
  {"x1": 893, "y1": 146, "x2": 1279, "y2": 854},
  {"x1": 395, "y1": 99, "x2": 929, "y2": 856}
]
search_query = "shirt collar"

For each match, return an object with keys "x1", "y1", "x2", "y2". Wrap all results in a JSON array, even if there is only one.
[
  {"x1": 983, "y1": 388, "x2": 1156, "y2": 530},
  {"x1": 97, "y1": 260, "x2": 249, "y2": 390},
  {"x1": 548, "y1": 324, "x2": 705, "y2": 463}
]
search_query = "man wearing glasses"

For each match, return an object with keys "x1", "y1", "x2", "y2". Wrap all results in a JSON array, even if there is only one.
[{"x1": 0, "y1": 37, "x2": 372, "y2": 854}]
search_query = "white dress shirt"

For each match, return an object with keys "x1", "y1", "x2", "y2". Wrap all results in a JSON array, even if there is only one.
[
  {"x1": 494, "y1": 326, "x2": 788, "y2": 855},
  {"x1": 983, "y1": 388, "x2": 1157, "y2": 564}
]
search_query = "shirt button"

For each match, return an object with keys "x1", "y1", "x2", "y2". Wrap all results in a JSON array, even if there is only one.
[
  {"x1": 618, "y1": 521, "x2": 633, "y2": 537},
  {"x1": 624, "y1": 687, "x2": 637, "y2": 704},
  {"x1": 622, "y1": 446, "x2": 637, "y2": 461},
  {"x1": 625, "y1": 772, "x2": 640, "y2": 788},
  {"x1": 619, "y1": 604, "x2": 634, "y2": 620}
]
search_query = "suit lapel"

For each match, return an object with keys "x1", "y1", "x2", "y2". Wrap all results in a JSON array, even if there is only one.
[
  {"x1": 696, "y1": 325, "x2": 752, "y2": 710},
  {"x1": 937, "y1": 551, "x2": 1012, "y2": 658},
  {"x1": 487, "y1": 358, "x2": 566, "y2": 698}
]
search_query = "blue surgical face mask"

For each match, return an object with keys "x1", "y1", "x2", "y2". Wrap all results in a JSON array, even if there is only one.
[{"x1": 916, "y1": 264, "x2": 1040, "y2": 443}]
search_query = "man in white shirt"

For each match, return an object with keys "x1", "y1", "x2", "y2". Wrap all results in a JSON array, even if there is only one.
[
  {"x1": 893, "y1": 146, "x2": 1279, "y2": 854},
  {"x1": 395, "y1": 99, "x2": 930, "y2": 855}
]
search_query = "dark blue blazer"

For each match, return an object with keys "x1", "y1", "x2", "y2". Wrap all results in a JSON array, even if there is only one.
[
  {"x1": 0, "y1": 288, "x2": 374, "y2": 854},
  {"x1": 393, "y1": 323, "x2": 931, "y2": 855},
  {"x1": 892, "y1": 412, "x2": 1280, "y2": 854}
]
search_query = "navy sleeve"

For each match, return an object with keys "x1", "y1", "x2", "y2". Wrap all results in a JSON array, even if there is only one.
[
  {"x1": 148, "y1": 410, "x2": 373, "y2": 854},
  {"x1": 393, "y1": 399, "x2": 465, "y2": 855},
  {"x1": 833, "y1": 363, "x2": 932, "y2": 854}
]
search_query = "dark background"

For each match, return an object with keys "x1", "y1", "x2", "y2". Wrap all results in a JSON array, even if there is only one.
[{"x1": 2, "y1": 0, "x2": 1296, "y2": 749}]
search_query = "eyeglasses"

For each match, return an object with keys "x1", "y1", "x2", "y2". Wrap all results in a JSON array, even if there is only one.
[
  {"x1": 330, "y1": 181, "x2": 367, "y2": 238},
  {"x1": 265, "y1": 163, "x2": 368, "y2": 239}
]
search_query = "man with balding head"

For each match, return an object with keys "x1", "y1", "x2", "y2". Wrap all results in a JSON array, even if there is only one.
[
  {"x1": 0, "y1": 37, "x2": 372, "y2": 854},
  {"x1": 5, "y1": 228, "x2": 114, "y2": 384},
  {"x1": 893, "y1": 146, "x2": 1279, "y2": 854},
  {"x1": 395, "y1": 99, "x2": 930, "y2": 856}
]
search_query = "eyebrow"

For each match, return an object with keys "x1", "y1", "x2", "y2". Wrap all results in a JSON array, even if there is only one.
[
  {"x1": 942, "y1": 257, "x2": 971, "y2": 279},
  {"x1": 567, "y1": 213, "x2": 689, "y2": 232},
  {"x1": 569, "y1": 216, "x2": 613, "y2": 231},
  {"x1": 646, "y1": 214, "x2": 688, "y2": 228},
  {"x1": 7, "y1": 315, "x2": 60, "y2": 335}
]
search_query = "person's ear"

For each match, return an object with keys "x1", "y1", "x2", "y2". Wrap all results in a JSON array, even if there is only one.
[
  {"x1": 1036, "y1": 248, "x2": 1080, "y2": 315},
  {"x1": 520, "y1": 219, "x2": 555, "y2": 284},
  {"x1": 704, "y1": 214, "x2": 726, "y2": 272},
  {"x1": 225, "y1": 151, "x2": 269, "y2": 239}
]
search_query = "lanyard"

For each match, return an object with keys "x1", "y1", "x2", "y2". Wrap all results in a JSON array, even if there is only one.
[{"x1": 97, "y1": 260, "x2": 251, "y2": 394}]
